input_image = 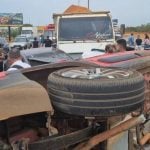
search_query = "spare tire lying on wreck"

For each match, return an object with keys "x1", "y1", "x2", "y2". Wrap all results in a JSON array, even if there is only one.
[{"x1": 48, "y1": 67, "x2": 145, "y2": 117}]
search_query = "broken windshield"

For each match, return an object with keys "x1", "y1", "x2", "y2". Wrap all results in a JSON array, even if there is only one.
[{"x1": 59, "y1": 16, "x2": 113, "y2": 41}]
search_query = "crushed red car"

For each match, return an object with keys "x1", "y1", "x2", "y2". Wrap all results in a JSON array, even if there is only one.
[{"x1": 85, "y1": 50, "x2": 150, "y2": 69}]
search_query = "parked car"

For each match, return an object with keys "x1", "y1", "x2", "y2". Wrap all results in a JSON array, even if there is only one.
[
  {"x1": 20, "y1": 47, "x2": 73, "y2": 66},
  {"x1": 10, "y1": 36, "x2": 31, "y2": 50}
]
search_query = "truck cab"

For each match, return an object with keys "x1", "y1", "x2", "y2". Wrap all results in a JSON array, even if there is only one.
[
  {"x1": 21, "y1": 27, "x2": 38, "y2": 38},
  {"x1": 53, "y1": 6, "x2": 115, "y2": 56}
]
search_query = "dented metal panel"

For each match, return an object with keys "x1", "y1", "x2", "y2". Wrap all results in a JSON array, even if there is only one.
[{"x1": 0, "y1": 72, "x2": 53, "y2": 120}]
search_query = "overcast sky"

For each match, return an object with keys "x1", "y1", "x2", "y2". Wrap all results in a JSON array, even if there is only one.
[{"x1": 0, "y1": 0, "x2": 150, "y2": 26}]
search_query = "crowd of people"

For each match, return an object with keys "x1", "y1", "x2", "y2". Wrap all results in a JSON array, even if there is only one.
[
  {"x1": 105, "y1": 33, "x2": 150, "y2": 54},
  {"x1": 127, "y1": 33, "x2": 150, "y2": 50},
  {"x1": 0, "y1": 47, "x2": 31, "y2": 72},
  {"x1": 32, "y1": 35, "x2": 53, "y2": 48},
  {"x1": 0, "y1": 35, "x2": 53, "y2": 72}
]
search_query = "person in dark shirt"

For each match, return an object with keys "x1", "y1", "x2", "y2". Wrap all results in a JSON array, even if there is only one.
[
  {"x1": 33, "y1": 37, "x2": 39, "y2": 48},
  {"x1": 136, "y1": 35, "x2": 142, "y2": 46},
  {"x1": 44, "y1": 36, "x2": 52, "y2": 47},
  {"x1": 135, "y1": 35, "x2": 142, "y2": 50},
  {"x1": 116, "y1": 39, "x2": 127, "y2": 52}
]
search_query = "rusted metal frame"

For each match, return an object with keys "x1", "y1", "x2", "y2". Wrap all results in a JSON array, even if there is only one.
[
  {"x1": 139, "y1": 133, "x2": 150, "y2": 146},
  {"x1": 136, "y1": 125, "x2": 145, "y2": 150},
  {"x1": 74, "y1": 115, "x2": 146, "y2": 150},
  {"x1": 137, "y1": 68, "x2": 150, "y2": 148},
  {"x1": 128, "y1": 129, "x2": 134, "y2": 150},
  {"x1": 29, "y1": 125, "x2": 94, "y2": 150}
]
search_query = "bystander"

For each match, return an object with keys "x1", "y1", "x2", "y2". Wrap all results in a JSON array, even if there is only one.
[{"x1": 7, "y1": 48, "x2": 31, "y2": 71}]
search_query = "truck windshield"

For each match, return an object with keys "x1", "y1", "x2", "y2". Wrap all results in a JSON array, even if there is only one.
[{"x1": 59, "y1": 16, "x2": 113, "y2": 41}]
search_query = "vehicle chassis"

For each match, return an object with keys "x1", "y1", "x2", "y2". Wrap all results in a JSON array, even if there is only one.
[
  {"x1": 20, "y1": 61, "x2": 150, "y2": 150},
  {"x1": 1, "y1": 61, "x2": 149, "y2": 150}
]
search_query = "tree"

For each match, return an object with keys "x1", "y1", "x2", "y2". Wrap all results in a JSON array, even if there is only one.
[
  {"x1": 126, "y1": 23, "x2": 150, "y2": 32},
  {"x1": 10, "y1": 27, "x2": 21, "y2": 38}
]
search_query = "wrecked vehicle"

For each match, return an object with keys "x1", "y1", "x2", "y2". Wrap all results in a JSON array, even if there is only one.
[
  {"x1": 0, "y1": 54, "x2": 150, "y2": 149},
  {"x1": 20, "y1": 47, "x2": 73, "y2": 66},
  {"x1": 85, "y1": 50, "x2": 150, "y2": 69},
  {"x1": 0, "y1": 71, "x2": 54, "y2": 149}
]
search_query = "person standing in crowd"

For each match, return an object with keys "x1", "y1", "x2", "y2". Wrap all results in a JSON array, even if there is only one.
[
  {"x1": 128, "y1": 33, "x2": 135, "y2": 47},
  {"x1": 7, "y1": 48, "x2": 31, "y2": 71},
  {"x1": 40, "y1": 34, "x2": 45, "y2": 47},
  {"x1": 0, "y1": 47, "x2": 5, "y2": 72},
  {"x1": 116, "y1": 39, "x2": 127, "y2": 52},
  {"x1": 44, "y1": 36, "x2": 52, "y2": 47},
  {"x1": 135, "y1": 35, "x2": 142, "y2": 50},
  {"x1": 32, "y1": 37, "x2": 39, "y2": 48},
  {"x1": 143, "y1": 34, "x2": 150, "y2": 49}
]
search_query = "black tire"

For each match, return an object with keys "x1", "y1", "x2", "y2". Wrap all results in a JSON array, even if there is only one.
[{"x1": 48, "y1": 67, "x2": 145, "y2": 117}]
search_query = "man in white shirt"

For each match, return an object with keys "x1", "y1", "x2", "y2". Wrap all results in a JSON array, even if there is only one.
[{"x1": 7, "y1": 48, "x2": 31, "y2": 71}]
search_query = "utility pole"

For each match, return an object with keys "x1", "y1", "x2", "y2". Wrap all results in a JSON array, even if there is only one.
[
  {"x1": 88, "y1": 0, "x2": 90, "y2": 9},
  {"x1": 78, "y1": 0, "x2": 80, "y2": 5}
]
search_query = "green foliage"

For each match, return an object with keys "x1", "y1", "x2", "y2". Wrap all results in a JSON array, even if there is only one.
[
  {"x1": 10, "y1": 27, "x2": 21, "y2": 38},
  {"x1": 126, "y1": 23, "x2": 150, "y2": 32}
]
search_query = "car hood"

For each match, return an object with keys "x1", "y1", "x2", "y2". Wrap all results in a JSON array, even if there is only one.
[
  {"x1": 0, "y1": 72, "x2": 53, "y2": 120},
  {"x1": 28, "y1": 56, "x2": 70, "y2": 63},
  {"x1": 10, "y1": 42, "x2": 26, "y2": 47}
]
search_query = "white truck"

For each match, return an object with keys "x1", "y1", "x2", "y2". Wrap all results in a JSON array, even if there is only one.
[
  {"x1": 112, "y1": 19, "x2": 122, "y2": 40},
  {"x1": 21, "y1": 26, "x2": 38, "y2": 38},
  {"x1": 53, "y1": 8, "x2": 115, "y2": 57}
]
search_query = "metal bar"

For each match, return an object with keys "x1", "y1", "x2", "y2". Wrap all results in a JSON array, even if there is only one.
[
  {"x1": 74, "y1": 115, "x2": 146, "y2": 150},
  {"x1": 29, "y1": 126, "x2": 94, "y2": 150},
  {"x1": 88, "y1": 0, "x2": 90, "y2": 9},
  {"x1": 136, "y1": 125, "x2": 144, "y2": 150},
  {"x1": 128, "y1": 129, "x2": 134, "y2": 150},
  {"x1": 136, "y1": 125, "x2": 141, "y2": 145}
]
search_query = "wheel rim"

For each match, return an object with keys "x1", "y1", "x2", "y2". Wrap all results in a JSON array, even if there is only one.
[{"x1": 61, "y1": 68, "x2": 131, "y2": 79}]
